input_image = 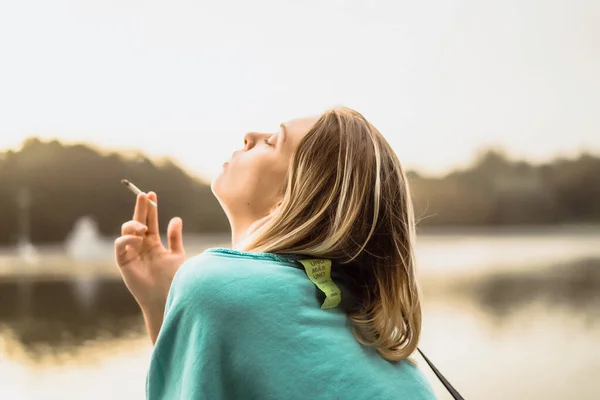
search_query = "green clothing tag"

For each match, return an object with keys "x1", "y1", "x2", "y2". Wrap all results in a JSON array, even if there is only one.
[{"x1": 298, "y1": 259, "x2": 341, "y2": 309}]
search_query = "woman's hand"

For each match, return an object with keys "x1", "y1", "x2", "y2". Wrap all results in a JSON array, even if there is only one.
[{"x1": 114, "y1": 191, "x2": 185, "y2": 340}]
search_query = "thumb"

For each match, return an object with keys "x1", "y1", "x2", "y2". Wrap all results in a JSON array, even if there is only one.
[{"x1": 167, "y1": 217, "x2": 184, "y2": 254}]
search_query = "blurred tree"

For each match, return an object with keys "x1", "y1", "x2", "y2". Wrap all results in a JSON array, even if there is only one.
[
  {"x1": 0, "y1": 140, "x2": 598, "y2": 245},
  {"x1": 0, "y1": 138, "x2": 229, "y2": 244},
  {"x1": 410, "y1": 149, "x2": 600, "y2": 227}
]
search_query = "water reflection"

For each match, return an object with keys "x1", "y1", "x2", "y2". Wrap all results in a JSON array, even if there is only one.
[
  {"x1": 0, "y1": 277, "x2": 144, "y2": 360},
  {"x1": 1, "y1": 258, "x2": 600, "y2": 360},
  {"x1": 2, "y1": 231, "x2": 598, "y2": 399},
  {"x1": 458, "y1": 258, "x2": 600, "y2": 319}
]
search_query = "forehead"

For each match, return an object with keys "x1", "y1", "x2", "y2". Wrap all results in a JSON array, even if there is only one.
[{"x1": 282, "y1": 116, "x2": 319, "y2": 145}]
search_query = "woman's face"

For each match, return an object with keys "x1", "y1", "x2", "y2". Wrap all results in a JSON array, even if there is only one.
[{"x1": 212, "y1": 116, "x2": 318, "y2": 223}]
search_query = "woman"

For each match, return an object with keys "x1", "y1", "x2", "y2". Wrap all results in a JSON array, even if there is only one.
[{"x1": 115, "y1": 107, "x2": 436, "y2": 399}]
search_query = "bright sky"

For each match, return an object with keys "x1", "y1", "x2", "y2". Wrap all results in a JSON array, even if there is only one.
[{"x1": 0, "y1": 0, "x2": 598, "y2": 179}]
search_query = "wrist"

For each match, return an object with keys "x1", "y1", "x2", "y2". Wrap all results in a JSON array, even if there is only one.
[
  {"x1": 140, "y1": 304, "x2": 165, "y2": 345},
  {"x1": 140, "y1": 300, "x2": 165, "y2": 319}
]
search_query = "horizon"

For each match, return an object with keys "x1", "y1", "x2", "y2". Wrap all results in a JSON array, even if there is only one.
[
  {"x1": 1, "y1": 0, "x2": 598, "y2": 179},
  {"x1": 5, "y1": 134, "x2": 598, "y2": 182}
]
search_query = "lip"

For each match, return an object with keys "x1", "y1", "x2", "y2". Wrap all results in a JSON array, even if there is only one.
[{"x1": 223, "y1": 150, "x2": 240, "y2": 168}]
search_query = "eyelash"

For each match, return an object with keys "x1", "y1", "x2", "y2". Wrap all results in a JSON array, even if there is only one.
[{"x1": 264, "y1": 138, "x2": 275, "y2": 147}]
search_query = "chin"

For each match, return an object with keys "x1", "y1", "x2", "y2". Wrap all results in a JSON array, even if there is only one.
[
  {"x1": 210, "y1": 173, "x2": 222, "y2": 197},
  {"x1": 212, "y1": 170, "x2": 233, "y2": 205},
  {"x1": 210, "y1": 174, "x2": 234, "y2": 223}
]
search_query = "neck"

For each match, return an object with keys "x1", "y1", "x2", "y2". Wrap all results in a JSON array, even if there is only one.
[{"x1": 229, "y1": 217, "x2": 258, "y2": 250}]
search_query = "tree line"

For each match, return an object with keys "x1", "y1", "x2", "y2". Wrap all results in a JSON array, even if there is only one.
[
  {"x1": 0, "y1": 137, "x2": 598, "y2": 245},
  {"x1": 410, "y1": 150, "x2": 600, "y2": 226}
]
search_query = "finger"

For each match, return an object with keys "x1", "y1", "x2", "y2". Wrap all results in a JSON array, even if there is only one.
[
  {"x1": 133, "y1": 193, "x2": 149, "y2": 224},
  {"x1": 146, "y1": 191, "x2": 159, "y2": 235},
  {"x1": 114, "y1": 235, "x2": 144, "y2": 265},
  {"x1": 121, "y1": 220, "x2": 148, "y2": 236},
  {"x1": 167, "y1": 217, "x2": 184, "y2": 254}
]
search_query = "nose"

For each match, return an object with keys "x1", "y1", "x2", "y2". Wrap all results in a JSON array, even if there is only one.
[{"x1": 243, "y1": 132, "x2": 259, "y2": 150}]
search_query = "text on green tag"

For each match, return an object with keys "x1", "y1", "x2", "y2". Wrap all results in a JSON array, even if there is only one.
[{"x1": 298, "y1": 259, "x2": 341, "y2": 309}]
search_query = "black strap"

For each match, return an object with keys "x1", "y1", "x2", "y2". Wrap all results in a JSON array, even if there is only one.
[
  {"x1": 289, "y1": 257, "x2": 464, "y2": 398},
  {"x1": 417, "y1": 348, "x2": 464, "y2": 400}
]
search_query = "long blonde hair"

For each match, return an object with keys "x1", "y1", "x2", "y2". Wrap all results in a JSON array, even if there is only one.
[{"x1": 244, "y1": 107, "x2": 421, "y2": 361}]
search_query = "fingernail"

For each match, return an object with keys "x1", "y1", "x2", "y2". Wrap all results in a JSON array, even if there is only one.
[{"x1": 134, "y1": 222, "x2": 148, "y2": 231}]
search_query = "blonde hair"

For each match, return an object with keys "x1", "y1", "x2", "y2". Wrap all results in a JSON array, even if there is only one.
[{"x1": 244, "y1": 107, "x2": 421, "y2": 361}]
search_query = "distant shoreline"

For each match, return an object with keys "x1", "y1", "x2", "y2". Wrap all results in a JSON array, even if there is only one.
[
  {"x1": 0, "y1": 223, "x2": 599, "y2": 249},
  {"x1": 416, "y1": 223, "x2": 600, "y2": 235}
]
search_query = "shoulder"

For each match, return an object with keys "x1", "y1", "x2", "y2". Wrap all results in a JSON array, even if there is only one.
[{"x1": 165, "y1": 251, "x2": 313, "y2": 318}]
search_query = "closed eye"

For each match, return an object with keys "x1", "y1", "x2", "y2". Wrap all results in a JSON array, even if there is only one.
[{"x1": 264, "y1": 137, "x2": 275, "y2": 147}]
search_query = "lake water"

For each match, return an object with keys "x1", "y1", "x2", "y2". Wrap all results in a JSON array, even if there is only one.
[{"x1": 0, "y1": 227, "x2": 599, "y2": 399}]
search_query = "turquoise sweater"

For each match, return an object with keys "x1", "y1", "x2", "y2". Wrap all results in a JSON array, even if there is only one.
[{"x1": 146, "y1": 248, "x2": 436, "y2": 399}]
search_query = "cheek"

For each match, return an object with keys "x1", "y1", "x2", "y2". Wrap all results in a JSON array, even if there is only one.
[
  {"x1": 213, "y1": 156, "x2": 287, "y2": 209},
  {"x1": 240, "y1": 161, "x2": 285, "y2": 199}
]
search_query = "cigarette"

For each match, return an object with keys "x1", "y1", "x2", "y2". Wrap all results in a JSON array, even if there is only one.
[{"x1": 121, "y1": 179, "x2": 158, "y2": 207}]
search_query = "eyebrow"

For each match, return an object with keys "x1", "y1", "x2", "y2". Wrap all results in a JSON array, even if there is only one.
[{"x1": 279, "y1": 123, "x2": 288, "y2": 143}]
